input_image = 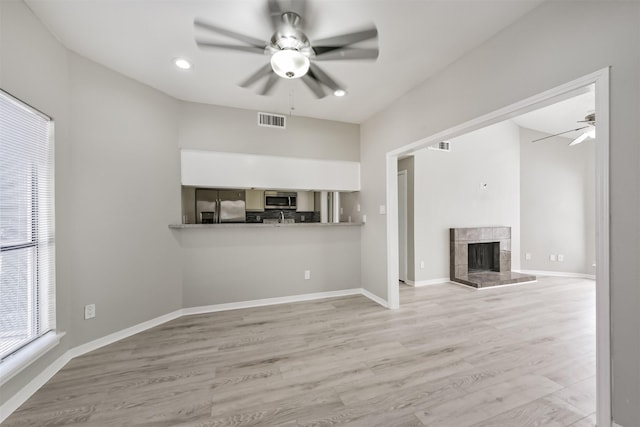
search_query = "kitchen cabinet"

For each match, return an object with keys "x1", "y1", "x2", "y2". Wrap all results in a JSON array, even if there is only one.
[
  {"x1": 246, "y1": 189, "x2": 265, "y2": 212},
  {"x1": 297, "y1": 191, "x2": 315, "y2": 212}
]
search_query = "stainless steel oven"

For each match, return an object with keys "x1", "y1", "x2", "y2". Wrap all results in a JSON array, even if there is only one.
[{"x1": 264, "y1": 191, "x2": 297, "y2": 210}]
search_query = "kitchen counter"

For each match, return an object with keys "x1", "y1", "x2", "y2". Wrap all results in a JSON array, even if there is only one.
[{"x1": 169, "y1": 222, "x2": 363, "y2": 229}]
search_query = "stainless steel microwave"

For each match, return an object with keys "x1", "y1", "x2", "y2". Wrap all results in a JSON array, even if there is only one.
[{"x1": 264, "y1": 191, "x2": 297, "y2": 210}]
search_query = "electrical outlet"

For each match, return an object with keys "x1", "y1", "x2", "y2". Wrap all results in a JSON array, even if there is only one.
[
  {"x1": 550, "y1": 254, "x2": 557, "y2": 262},
  {"x1": 558, "y1": 254, "x2": 564, "y2": 262},
  {"x1": 340, "y1": 207, "x2": 344, "y2": 215},
  {"x1": 379, "y1": 205, "x2": 386, "y2": 215},
  {"x1": 420, "y1": 260, "x2": 425, "y2": 269},
  {"x1": 356, "y1": 204, "x2": 360, "y2": 212},
  {"x1": 84, "y1": 304, "x2": 96, "y2": 320},
  {"x1": 525, "y1": 253, "x2": 532, "y2": 260},
  {"x1": 304, "y1": 270, "x2": 311, "y2": 280},
  {"x1": 257, "y1": 215, "x2": 261, "y2": 222},
  {"x1": 362, "y1": 215, "x2": 367, "y2": 223},
  {"x1": 301, "y1": 215, "x2": 305, "y2": 221}
]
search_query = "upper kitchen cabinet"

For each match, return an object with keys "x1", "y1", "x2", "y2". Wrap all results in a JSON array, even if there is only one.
[
  {"x1": 297, "y1": 191, "x2": 314, "y2": 212},
  {"x1": 181, "y1": 150, "x2": 360, "y2": 192},
  {"x1": 246, "y1": 189, "x2": 265, "y2": 212}
]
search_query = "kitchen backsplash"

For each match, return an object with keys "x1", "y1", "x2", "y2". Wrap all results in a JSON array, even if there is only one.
[{"x1": 246, "y1": 211, "x2": 319, "y2": 223}]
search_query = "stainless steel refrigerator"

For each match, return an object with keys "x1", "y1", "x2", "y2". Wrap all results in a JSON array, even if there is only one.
[{"x1": 195, "y1": 189, "x2": 246, "y2": 224}]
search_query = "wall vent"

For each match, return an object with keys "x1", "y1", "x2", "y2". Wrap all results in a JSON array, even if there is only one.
[
  {"x1": 427, "y1": 141, "x2": 450, "y2": 152},
  {"x1": 258, "y1": 112, "x2": 286, "y2": 129}
]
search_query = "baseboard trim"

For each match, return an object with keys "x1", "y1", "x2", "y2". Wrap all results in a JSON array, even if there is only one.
[
  {"x1": 0, "y1": 288, "x2": 388, "y2": 423},
  {"x1": 515, "y1": 269, "x2": 596, "y2": 280},
  {"x1": 359, "y1": 288, "x2": 390, "y2": 308},
  {"x1": 405, "y1": 278, "x2": 451, "y2": 287},
  {"x1": 182, "y1": 289, "x2": 364, "y2": 316},
  {"x1": 67, "y1": 309, "x2": 183, "y2": 360}
]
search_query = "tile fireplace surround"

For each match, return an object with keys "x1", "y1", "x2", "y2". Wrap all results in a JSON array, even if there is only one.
[{"x1": 450, "y1": 226, "x2": 536, "y2": 288}]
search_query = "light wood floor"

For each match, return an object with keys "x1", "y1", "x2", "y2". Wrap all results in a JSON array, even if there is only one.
[{"x1": 4, "y1": 276, "x2": 596, "y2": 426}]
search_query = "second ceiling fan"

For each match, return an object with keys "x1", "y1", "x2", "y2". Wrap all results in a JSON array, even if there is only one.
[
  {"x1": 194, "y1": 0, "x2": 379, "y2": 98},
  {"x1": 532, "y1": 113, "x2": 596, "y2": 146}
]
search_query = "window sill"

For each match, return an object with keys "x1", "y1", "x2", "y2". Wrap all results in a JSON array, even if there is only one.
[{"x1": 0, "y1": 331, "x2": 65, "y2": 387}]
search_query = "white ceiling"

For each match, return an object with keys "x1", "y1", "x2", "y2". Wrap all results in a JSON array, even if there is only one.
[{"x1": 25, "y1": 0, "x2": 544, "y2": 124}]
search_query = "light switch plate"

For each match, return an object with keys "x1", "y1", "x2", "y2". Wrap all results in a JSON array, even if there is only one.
[{"x1": 379, "y1": 205, "x2": 386, "y2": 215}]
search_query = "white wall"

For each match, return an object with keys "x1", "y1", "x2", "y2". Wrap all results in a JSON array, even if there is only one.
[
  {"x1": 178, "y1": 226, "x2": 361, "y2": 307},
  {"x1": 520, "y1": 127, "x2": 596, "y2": 276},
  {"x1": 360, "y1": 2, "x2": 639, "y2": 425},
  {"x1": 413, "y1": 121, "x2": 521, "y2": 282},
  {"x1": 178, "y1": 101, "x2": 359, "y2": 161},
  {"x1": 67, "y1": 53, "x2": 183, "y2": 346}
]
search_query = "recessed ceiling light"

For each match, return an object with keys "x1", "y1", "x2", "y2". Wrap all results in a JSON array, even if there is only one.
[
  {"x1": 333, "y1": 89, "x2": 347, "y2": 97},
  {"x1": 174, "y1": 58, "x2": 192, "y2": 70}
]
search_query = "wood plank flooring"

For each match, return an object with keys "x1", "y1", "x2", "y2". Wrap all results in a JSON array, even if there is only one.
[{"x1": 3, "y1": 276, "x2": 596, "y2": 426}]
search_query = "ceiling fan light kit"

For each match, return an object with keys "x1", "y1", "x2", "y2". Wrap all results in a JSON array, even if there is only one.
[
  {"x1": 270, "y1": 49, "x2": 310, "y2": 79},
  {"x1": 194, "y1": 1, "x2": 379, "y2": 98}
]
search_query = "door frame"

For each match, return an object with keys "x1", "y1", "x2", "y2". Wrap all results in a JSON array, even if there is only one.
[
  {"x1": 397, "y1": 169, "x2": 408, "y2": 282},
  {"x1": 384, "y1": 68, "x2": 611, "y2": 426}
]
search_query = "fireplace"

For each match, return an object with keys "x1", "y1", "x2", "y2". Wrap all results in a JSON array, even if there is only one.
[{"x1": 450, "y1": 226, "x2": 535, "y2": 288}]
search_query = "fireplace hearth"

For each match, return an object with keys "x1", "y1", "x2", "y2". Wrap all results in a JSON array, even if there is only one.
[{"x1": 450, "y1": 227, "x2": 536, "y2": 288}]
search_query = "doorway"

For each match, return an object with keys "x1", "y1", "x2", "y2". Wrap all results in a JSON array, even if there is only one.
[{"x1": 384, "y1": 68, "x2": 611, "y2": 426}]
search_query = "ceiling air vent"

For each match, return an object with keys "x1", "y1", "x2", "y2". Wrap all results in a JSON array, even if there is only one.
[
  {"x1": 427, "y1": 141, "x2": 450, "y2": 152},
  {"x1": 258, "y1": 112, "x2": 286, "y2": 129}
]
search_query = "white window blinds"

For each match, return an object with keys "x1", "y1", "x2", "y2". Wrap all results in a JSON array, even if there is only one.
[{"x1": 0, "y1": 90, "x2": 55, "y2": 361}]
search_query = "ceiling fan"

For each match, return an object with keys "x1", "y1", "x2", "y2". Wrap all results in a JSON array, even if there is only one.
[
  {"x1": 194, "y1": 0, "x2": 378, "y2": 98},
  {"x1": 532, "y1": 113, "x2": 596, "y2": 146}
]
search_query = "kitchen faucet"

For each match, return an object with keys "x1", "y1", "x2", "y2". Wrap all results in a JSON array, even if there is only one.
[{"x1": 279, "y1": 211, "x2": 285, "y2": 223}]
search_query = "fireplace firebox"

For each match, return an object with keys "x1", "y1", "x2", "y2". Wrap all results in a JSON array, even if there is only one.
[{"x1": 468, "y1": 242, "x2": 500, "y2": 272}]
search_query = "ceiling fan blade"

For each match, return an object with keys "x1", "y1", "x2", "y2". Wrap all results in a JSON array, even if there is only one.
[
  {"x1": 194, "y1": 18, "x2": 265, "y2": 48},
  {"x1": 239, "y1": 64, "x2": 274, "y2": 88},
  {"x1": 301, "y1": 74, "x2": 326, "y2": 98},
  {"x1": 196, "y1": 41, "x2": 265, "y2": 55},
  {"x1": 308, "y1": 63, "x2": 342, "y2": 92},
  {"x1": 260, "y1": 73, "x2": 280, "y2": 95},
  {"x1": 569, "y1": 132, "x2": 591, "y2": 146},
  {"x1": 531, "y1": 126, "x2": 589, "y2": 143},
  {"x1": 312, "y1": 28, "x2": 378, "y2": 48},
  {"x1": 314, "y1": 47, "x2": 379, "y2": 61}
]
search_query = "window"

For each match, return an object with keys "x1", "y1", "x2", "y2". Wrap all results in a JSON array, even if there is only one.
[{"x1": 0, "y1": 90, "x2": 55, "y2": 362}]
